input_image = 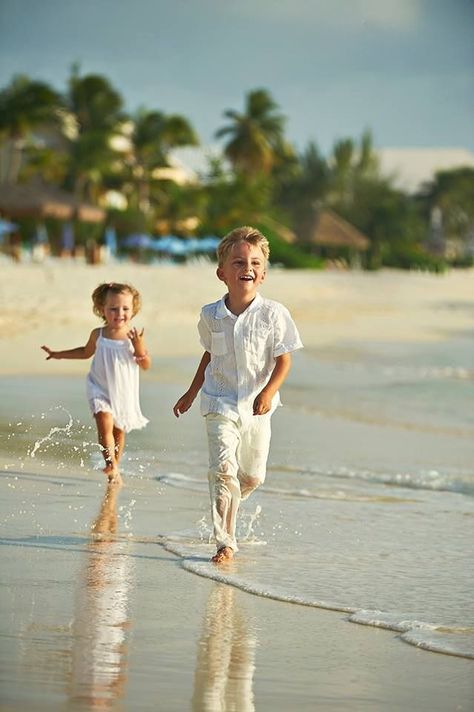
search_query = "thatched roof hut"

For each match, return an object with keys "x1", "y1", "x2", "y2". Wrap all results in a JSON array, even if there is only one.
[
  {"x1": 309, "y1": 210, "x2": 369, "y2": 251},
  {"x1": 0, "y1": 182, "x2": 105, "y2": 223}
]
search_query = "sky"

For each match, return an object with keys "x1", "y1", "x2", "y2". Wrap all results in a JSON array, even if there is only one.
[{"x1": 0, "y1": 0, "x2": 473, "y2": 156}]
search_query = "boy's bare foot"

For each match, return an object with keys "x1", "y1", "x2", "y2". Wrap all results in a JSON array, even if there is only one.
[{"x1": 211, "y1": 546, "x2": 234, "y2": 564}]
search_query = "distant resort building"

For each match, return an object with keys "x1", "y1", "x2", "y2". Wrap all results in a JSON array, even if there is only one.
[{"x1": 377, "y1": 147, "x2": 474, "y2": 194}]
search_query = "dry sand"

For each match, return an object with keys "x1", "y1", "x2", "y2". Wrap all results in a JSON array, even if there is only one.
[{"x1": 1, "y1": 260, "x2": 473, "y2": 374}]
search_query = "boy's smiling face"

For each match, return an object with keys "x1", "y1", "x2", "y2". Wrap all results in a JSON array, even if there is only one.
[{"x1": 217, "y1": 241, "x2": 266, "y2": 298}]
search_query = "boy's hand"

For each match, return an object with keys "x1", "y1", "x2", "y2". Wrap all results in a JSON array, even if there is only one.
[
  {"x1": 173, "y1": 392, "x2": 195, "y2": 418},
  {"x1": 41, "y1": 345, "x2": 57, "y2": 360},
  {"x1": 253, "y1": 390, "x2": 273, "y2": 416}
]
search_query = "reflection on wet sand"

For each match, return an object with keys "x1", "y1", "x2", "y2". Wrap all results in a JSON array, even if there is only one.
[
  {"x1": 193, "y1": 583, "x2": 257, "y2": 712},
  {"x1": 69, "y1": 482, "x2": 134, "y2": 709}
]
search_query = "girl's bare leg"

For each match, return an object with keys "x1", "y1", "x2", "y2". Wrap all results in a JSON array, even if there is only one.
[
  {"x1": 94, "y1": 412, "x2": 120, "y2": 482},
  {"x1": 113, "y1": 426, "x2": 126, "y2": 465}
]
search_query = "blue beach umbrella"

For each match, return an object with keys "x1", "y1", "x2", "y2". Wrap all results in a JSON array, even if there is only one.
[
  {"x1": 198, "y1": 236, "x2": 221, "y2": 252},
  {"x1": 0, "y1": 218, "x2": 18, "y2": 239},
  {"x1": 152, "y1": 235, "x2": 189, "y2": 255},
  {"x1": 123, "y1": 233, "x2": 154, "y2": 249}
]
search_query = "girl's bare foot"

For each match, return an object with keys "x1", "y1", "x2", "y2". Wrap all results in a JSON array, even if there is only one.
[
  {"x1": 103, "y1": 463, "x2": 121, "y2": 485},
  {"x1": 211, "y1": 546, "x2": 234, "y2": 564},
  {"x1": 108, "y1": 472, "x2": 123, "y2": 486}
]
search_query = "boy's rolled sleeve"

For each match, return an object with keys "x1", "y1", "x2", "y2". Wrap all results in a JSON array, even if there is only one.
[
  {"x1": 198, "y1": 312, "x2": 212, "y2": 352},
  {"x1": 273, "y1": 305, "x2": 304, "y2": 358}
]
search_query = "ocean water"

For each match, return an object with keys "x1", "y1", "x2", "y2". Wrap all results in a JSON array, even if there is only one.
[
  {"x1": 1, "y1": 331, "x2": 473, "y2": 664},
  {"x1": 157, "y1": 338, "x2": 474, "y2": 661}
]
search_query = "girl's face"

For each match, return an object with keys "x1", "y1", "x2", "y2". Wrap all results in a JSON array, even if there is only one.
[{"x1": 101, "y1": 291, "x2": 134, "y2": 329}]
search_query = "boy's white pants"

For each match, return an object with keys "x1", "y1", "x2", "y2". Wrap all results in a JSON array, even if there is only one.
[{"x1": 205, "y1": 413, "x2": 271, "y2": 552}]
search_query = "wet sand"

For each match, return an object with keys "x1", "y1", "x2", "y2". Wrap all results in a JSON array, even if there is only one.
[{"x1": 1, "y1": 452, "x2": 473, "y2": 711}]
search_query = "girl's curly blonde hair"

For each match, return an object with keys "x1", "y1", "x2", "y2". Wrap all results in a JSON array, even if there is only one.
[{"x1": 92, "y1": 282, "x2": 142, "y2": 322}]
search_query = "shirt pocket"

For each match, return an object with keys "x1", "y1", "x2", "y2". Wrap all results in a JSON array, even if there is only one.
[
  {"x1": 244, "y1": 324, "x2": 272, "y2": 356},
  {"x1": 211, "y1": 331, "x2": 227, "y2": 356}
]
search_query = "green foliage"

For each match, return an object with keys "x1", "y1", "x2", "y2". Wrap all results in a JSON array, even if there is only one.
[
  {"x1": 201, "y1": 170, "x2": 273, "y2": 235},
  {"x1": 419, "y1": 167, "x2": 474, "y2": 240},
  {"x1": 0, "y1": 75, "x2": 61, "y2": 136},
  {"x1": 216, "y1": 88, "x2": 286, "y2": 175},
  {"x1": 107, "y1": 208, "x2": 149, "y2": 236},
  {"x1": 67, "y1": 72, "x2": 124, "y2": 132},
  {"x1": 256, "y1": 222, "x2": 323, "y2": 269},
  {"x1": 132, "y1": 109, "x2": 198, "y2": 170},
  {"x1": 381, "y1": 243, "x2": 446, "y2": 272},
  {"x1": 1, "y1": 70, "x2": 472, "y2": 272}
]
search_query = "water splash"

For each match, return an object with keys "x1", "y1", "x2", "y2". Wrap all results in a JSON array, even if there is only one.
[
  {"x1": 119, "y1": 499, "x2": 137, "y2": 533},
  {"x1": 240, "y1": 504, "x2": 264, "y2": 543},
  {"x1": 28, "y1": 407, "x2": 74, "y2": 458},
  {"x1": 197, "y1": 515, "x2": 213, "y2": 544}
]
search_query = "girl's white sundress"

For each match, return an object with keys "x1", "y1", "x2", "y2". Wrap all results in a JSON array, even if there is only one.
[{"x1": 86, "y1": 330, "x2": 149, "y2": 433}]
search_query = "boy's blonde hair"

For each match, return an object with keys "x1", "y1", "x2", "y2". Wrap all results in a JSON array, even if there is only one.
[
  {"x1": 92, "y1": 282, "x2": 142, "y2": 322},
  {"x1": 217, "y1": 226, "x2": 270, "y2": 266}
]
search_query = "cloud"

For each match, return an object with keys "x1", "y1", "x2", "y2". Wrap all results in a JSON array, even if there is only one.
[
  {"x1": 354, "y1": 0, "x2": 421, "y2": 29},
  {"x1": 228, "y1": 0, "x2": 421, "y2": 31}
]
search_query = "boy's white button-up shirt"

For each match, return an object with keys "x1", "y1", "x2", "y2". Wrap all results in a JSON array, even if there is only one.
[{"x1": 198, "y1": 293, "x2": 303, "y2": 423}]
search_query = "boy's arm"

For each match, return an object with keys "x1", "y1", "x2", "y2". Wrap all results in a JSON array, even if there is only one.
[
  {"x1": 173, "y1": 351, "x2": 210, "y2": 417},
  {"x1": 253, "y1": 352, "x2": 292, "y2": 415},
  {"x1": 41, "y1": 330, "x2": 98, "y2": 360}
]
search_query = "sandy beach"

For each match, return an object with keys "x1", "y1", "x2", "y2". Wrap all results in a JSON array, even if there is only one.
[
  {"x1": 1, "y1": 260, "x2": 473, "y2": 710},
  {"x1": 1, "y1": 260, "x2": 474, "y2": 374}
]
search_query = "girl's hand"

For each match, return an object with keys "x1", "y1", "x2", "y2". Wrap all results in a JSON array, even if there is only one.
[
  {"x1": 127, "y1": 327, "x2": 151, "y2": 369},
  {"x1": 41, "y1": 345, "x2": 57, "y2": 360},
  {"x1": 127, "y1": 327, "x2": 145, "y2": 347}
]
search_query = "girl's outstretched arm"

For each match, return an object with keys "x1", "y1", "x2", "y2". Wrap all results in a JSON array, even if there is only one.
[{"x1": 41, "y1": 329, "x2": 98, "y2": 360}]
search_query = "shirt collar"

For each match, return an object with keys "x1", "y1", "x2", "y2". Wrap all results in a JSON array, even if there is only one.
[{"x1": 215, "y1": 292, "x2": 263, "y2": 319}]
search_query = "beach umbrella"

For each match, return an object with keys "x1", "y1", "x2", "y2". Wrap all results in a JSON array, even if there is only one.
[
  {"x1": 152, "y1": 235, "x2": 177, "y2": 251},
  {"x1": 0, "y1": 218, "x2": 18, "y2": 237},
  {"x1": 152, "y1": 235, "x2": 189, "y2": 255},
  {"x1": 197, "y1": 236, "x2": 221, "y2": 252},
  {"x1": 122, "y1": 233, "x2": 154, "y2": 249},
  {"x1": 183, "y1": 238, "x2": 201, "y2": 253},
  {"x1": 167, "y1": 237, "x2": 188, "y2": 256}
]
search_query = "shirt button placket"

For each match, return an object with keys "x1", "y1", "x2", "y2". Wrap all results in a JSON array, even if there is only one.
[{"x1": 234, "y1": 315, "x2": 246, "y2": 416}]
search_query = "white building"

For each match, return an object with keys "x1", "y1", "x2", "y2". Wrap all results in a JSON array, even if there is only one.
[{"x1": 377, "y1": 148, "x2": 474, "y2": 194}]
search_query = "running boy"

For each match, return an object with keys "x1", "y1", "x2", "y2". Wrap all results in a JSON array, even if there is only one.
[{"x1": 173, "y1": 226, "x2": 303, "y2": 563}]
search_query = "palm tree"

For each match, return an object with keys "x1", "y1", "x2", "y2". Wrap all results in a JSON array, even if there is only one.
[
  {"x1": 125, "y1": 109, "x2": 198, "y2": 213},
  {"x1": 215, "y1": 89, "x2": 285, "y2": 175},
  {"x1": 275, "y1": 141, "x2": 330, "y2": 242},
  {"x1": 0, "y1": 75, "x2": 61, "y2": 183},
  {"x1": 64, "y1": 69, "x2": 124, "y2": 201},
  {"x1": 329, "y1": 131, "x2": 378, "y2": 209}
]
